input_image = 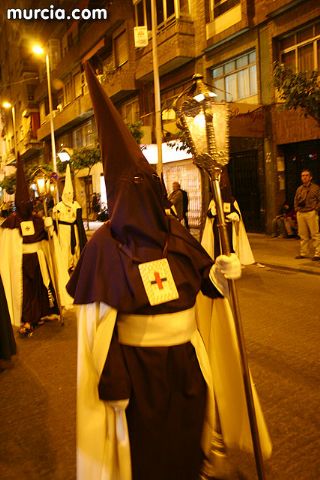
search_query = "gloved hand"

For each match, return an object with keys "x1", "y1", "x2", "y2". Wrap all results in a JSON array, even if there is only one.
[
  {"x1": 44, "y1": 216, "x2": 54, "y2": 235},
  {"x1": 209, "y1": 253, "x2": 241, "y2": 297},
  {"x1": 44, "y1": 216, "x2": 53, "y2": 228},
  {"x1": 215, "y1": 253, "x2": 242, "y2": 279},
  {"x1": 210, "y1": 204, "x2": 217, "y2": 216},
  {"x1": 226, "y1": 212, "x2": 240, "y2": 223}
]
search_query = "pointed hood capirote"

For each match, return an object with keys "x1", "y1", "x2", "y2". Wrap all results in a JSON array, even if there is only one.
[
  {"x1": 62, "y1": 163, "x2": 74, "y2": 206},
  {"x1": 84, "y1": 62, "x2": 168, "y2": 247},
  {"x1": 1, "y1": 154, "x2": 47, "y2": 242},
  {"x1": 67, "y1": 64, "x2": 218, "y2": 313}
]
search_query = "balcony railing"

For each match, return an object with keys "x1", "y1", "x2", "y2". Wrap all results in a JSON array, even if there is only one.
[{"x1": 135, "y1": 17, "x2": 195, "y2": 80}]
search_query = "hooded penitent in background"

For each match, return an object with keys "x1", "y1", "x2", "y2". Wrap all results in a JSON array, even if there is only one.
[
  {"x1": 52, "y1": 164, "x2": 87, "y2": 273},
  {"x1": 0, "y1": 155, "x2": 72, "y2": 336},
  {"x1": 201, "y1": 168, "x2": 255, "y2": 266},
  {"x1": 67, "y1": 63, "x2": 271, "y2": 480}
]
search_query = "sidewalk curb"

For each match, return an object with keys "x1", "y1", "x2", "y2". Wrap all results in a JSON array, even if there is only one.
[{"x1": 255, "y1": 262, "x2": 320, "y2": 276}]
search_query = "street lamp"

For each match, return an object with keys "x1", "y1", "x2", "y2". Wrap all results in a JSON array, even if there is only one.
[
  {"x1": 2, "y1": 101, "x2": 17, "y2": 159},
  {"x1": 150, "y1": 0, "x2": 162, "y2": 176},
  {"x1": 174, "y1": 74, "x2": 266, "y2": 480},
  {"x1": 32, "y1": 44, "x2": 58, "y2": 191},
  {"x1": 32, "y1": 166, "x2": 58, "y2": 214},
  {"x1": 57, "y1": 147, "x2": 73, "y2": 163}
]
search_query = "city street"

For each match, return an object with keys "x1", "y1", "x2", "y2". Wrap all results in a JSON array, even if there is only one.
[
  {"x1": 0, "y1": 264, "x2": 319, "y2": 479},
  {"x1": 235, "y1": 264, "x2": 320, "y2": 479}
]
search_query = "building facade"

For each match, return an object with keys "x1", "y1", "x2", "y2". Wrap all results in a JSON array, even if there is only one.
[{"x1": 0, "y1": 0, "x2": 319, "y2": 232}]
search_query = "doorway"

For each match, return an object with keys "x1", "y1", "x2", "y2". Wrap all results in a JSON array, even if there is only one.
[
  {"x1": 228, "y1": 150, "x2": 262, "y2": 232},
  {"x1": 283, "y1": 140, "x2": 320, "y2": 205}
]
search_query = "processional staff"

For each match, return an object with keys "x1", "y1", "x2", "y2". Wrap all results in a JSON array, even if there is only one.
[{"x1": 173, "y1": 74, "x2": 266, "y2": 480}]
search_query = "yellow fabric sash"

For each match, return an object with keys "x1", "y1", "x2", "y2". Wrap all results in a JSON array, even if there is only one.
[{"x1": 117, "y1": 306, "x2": 196, "y2": 346}]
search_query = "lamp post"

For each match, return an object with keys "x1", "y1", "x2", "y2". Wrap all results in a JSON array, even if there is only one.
[
  {"x1": 32, "y1": 44, "x2": 58, "y2": 202},
  {"x1": 2, "y1": 101, "x2": 17, "y2": 159},
  {"x1": 150, "y1": 0, "x2": 162, "y2": 176},
  {"x1": 174, "y1": 74, "x2": 266, "y2": 480}
]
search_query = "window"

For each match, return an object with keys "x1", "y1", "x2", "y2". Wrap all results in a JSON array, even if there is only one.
[
  {"x1": 74, "y1": 72, "x2": 82, "y2": 98},
  {"x1": 39, "y1": 99, "x2": 48, "y2": 124},
  {"x1": 57, "y1": 89, "x2": 64, "y2": 109},
  {"x1": 206, "y1": 0, "x2": 240, "y2": 22},
  {"x1": 134, "y1": 0, "x2": 189, "y2": 29},
  {"x1": 72, "y1": 120, "x2": 96, "y2": 149},
  {"x1": 64, "y1": 77, "x2": 73, "y2": 105},
  {"x1": 73, "y1": 126, "x2": 83, "y2": 149},
  {"x1": 83, "y1": 120, "x2": 96, "y2": 147},
  {"x1": 279, "y1": 21, "x2": 320, "y2": 73},
  {"x1": 214, "y1": 0, "x2": 239, "y2": 18},
  {"x1": 114, "y1": 31, "x2": 128, "y2": 67},
  {"x1": 48, "y1": 39, "x2": 61, "y2": 70},
  {"x1": 211, "y1": 51, "x2": 257, "y2": 102},
  {"x1": 120, "y1": 98, "x2": 140, "y2": 125}
]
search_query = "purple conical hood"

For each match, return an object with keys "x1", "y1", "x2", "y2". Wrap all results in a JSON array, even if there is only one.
[
  {"x1": 15, "y1": 153, "x2": 33, "y2": 219},
  {"x1": 85, "y1": 62, "x2": 168, "y2": 247}
]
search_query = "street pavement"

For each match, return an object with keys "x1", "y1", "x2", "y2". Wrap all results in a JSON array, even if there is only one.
[
  {"x1": 87, "y1": 221, "x2": 320, "y2": 275},
  {"x1": 248, "y1": 233, "x2": 320, "y2": 275},
  {"x1": 0, "y1": 225, "x2": 319, "y2": 480}
]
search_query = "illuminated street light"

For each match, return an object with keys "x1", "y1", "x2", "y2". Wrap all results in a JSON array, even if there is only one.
[
  {"x1": 32, "y1": 44, "x2": 45, "y2": 56},
  {"x1": 57, "y1": 147, "x2": 73, "y2": 163},
  {"x1": 32, "y1": 43, "x2": 58, "y2": 201},
  {"x1": 2, "y1": 100, "x2": 17, "y2": 159}
]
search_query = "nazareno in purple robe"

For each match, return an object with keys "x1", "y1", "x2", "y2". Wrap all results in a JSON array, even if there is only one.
[{"x1": 67, "y1": 62, "x2": 223, "y2": 480}]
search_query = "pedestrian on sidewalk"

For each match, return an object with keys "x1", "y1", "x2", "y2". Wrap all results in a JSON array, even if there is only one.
[
  {"x1": 272, "y1": 201, "x2": 297, "y2": 238},
  {"x1": 294, "y1": 169, "x2": 320, "y2": 261}
]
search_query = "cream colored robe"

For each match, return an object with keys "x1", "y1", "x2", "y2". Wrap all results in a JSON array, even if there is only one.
[
  {"x1": 76, "y1": 296, "x2": 272, "y2": 480},
  {"x1": 0, "y1": 227, "x2": 73, "y2": 327},
  {"x1": 52, "y1": 200, "x2": 82, "y2": 272},
  {"x1": 202, "y1": 200, "x2": 255, "y2": 266}
]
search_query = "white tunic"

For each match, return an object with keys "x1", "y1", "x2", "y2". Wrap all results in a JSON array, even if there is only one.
[
  {"x1": 53, "y1": 200, "x2": 82, "y2": 271},
  {"x1": 76, "y1": 296, "x2": 272, "y2": 480}
]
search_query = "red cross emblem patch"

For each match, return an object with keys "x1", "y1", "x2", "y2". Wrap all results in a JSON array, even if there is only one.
[
  {"x1": 20, "y1": 221, "x2": 35, "y2": 236},
  {"x1": 138, "y1": 258, "x2": 179, "y2": 306}
]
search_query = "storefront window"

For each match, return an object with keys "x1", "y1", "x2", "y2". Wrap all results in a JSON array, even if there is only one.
[{"x1": 163, "y1": 162, "x2": 202, "y2": 229}]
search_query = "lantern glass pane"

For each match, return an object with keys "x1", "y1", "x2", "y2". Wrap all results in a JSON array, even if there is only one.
[{"x1": 184, "y1": 112, "x2": 208, "y2": 154}]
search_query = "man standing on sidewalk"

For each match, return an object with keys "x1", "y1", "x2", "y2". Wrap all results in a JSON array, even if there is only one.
[{"x1": 294, "y1": 169, "x2": 320, "y2": 261}]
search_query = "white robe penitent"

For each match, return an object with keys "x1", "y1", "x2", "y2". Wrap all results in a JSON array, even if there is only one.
[
  {"x1": 202, "y1": 200, "x2": 255, "y2": 266},
  {"x1": 53, "y1": 200, "x2": 82, "y2": 272},
  {"x1": 0, "y1": 227, "x2": 73, "y2": 327},
  {"x1": 76, "y1": 295, "x2": 272, "y2": 480}
]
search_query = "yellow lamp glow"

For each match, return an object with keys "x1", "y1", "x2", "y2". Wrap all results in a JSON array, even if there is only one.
[
  {"x1": 35, "y1": 176, "x2": 46, "y2": 195},
  {"x1": 32, "y1": 44, "x2": 45, "y2": 56},
  {"x1": 2, "y1": 101, "x2": 12, "y2": 109}
]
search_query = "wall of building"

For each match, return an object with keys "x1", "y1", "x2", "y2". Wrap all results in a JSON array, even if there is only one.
[{"x1": 1, "y1": 0, "x2": 320, "y2": 233}]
